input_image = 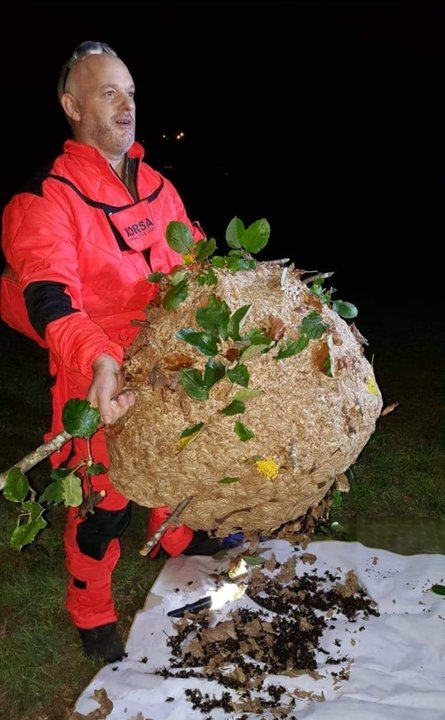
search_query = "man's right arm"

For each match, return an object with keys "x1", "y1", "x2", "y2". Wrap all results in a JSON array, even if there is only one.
[{"x1": 2, "y1": 192, "x2": 124, "y2": 382}]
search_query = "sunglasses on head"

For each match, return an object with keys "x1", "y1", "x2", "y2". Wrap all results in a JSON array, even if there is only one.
[{"x1": 59, "y1": 41, "x2": 117, "y2": 97}]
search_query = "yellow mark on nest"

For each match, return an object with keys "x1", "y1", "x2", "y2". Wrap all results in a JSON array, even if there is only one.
[
  {"x1": 183, "y1": 253, "x2": 194, "y2": 265},
  {"x1": 366, "y1": 377, "x2": 379, "y2": 396},
  {"x1": 255, "y1": 457, "x2": 280, "y2": 479}
]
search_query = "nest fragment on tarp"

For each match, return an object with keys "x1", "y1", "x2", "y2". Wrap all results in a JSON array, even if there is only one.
[{"x1": 107, "y1": 263, "x2": 382, "y2": 537}]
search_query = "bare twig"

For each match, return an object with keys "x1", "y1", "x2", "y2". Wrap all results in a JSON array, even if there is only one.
[
  {"x1": 0, "y1": 430, "x2": 72, "y2": 491},
  {"x1": 139, "y1": 495, "x2": 195, "y2": 557}
]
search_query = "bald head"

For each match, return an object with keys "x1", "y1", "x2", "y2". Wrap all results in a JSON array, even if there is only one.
[
  {"x1": 63, "y1": 53, "x2": 133, "y2": 103},
  {"x1": 59, "y1": 52, "x2": 136, "y2": 165}
]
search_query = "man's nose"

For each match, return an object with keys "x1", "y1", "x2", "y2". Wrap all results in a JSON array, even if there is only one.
[{"x1": 119, "y1": 93, "x2": 135, "y2": 111}]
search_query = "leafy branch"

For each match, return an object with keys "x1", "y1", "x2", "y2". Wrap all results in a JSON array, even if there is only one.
[
  {"x1": 147, "y1": 216, "x2": 271, "y2": 311},
  {"x1": 1, "y1": 399, "x2": 103, "y2": 550}
]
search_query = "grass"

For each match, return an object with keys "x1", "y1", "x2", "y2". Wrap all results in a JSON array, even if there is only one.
[{"x1": 0, "y1": 289, "x2": 444, "y2": 719}]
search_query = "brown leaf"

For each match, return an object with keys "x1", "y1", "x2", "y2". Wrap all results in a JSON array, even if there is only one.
[
  {"x1": 331, "y1": 329, "x2": 343, "y2": 346},
  {"x1": 229, "y1": 666, "x2": 247, "y2": 684},
  {"x1": 335, "y1": 473, "x2": 350, "y2": 492},
  {"x1": 333, "y1": 569, "x2": 361, "y2": 598},
  {"x1": 299, "y1": 616, "x2": 314, "y2": 631},
  {"x1": 312, "y1": 340, "x2": 330, "y2": 372},
  {"x1": 70, "y1": 688, "x2": 113, "y2": 719},
  {"x1": 225, "y1": 347, "x2": 240, "y2": 362},
  {"x1": 264, "y1": 552, "x2": 277, "y2": 572},
  {"x1": 202, "y1": 620, "x2": 238, "y2": 643},
  {"x1": 380, "y1": 401, "x2": 400, "y2": 417},
  {"x1": 233, "y1": 697, "x2": 264, "y2": 713},
  {"x1": 148, "y1": 365, "x2": 168, "y2": 388},
  {"x1": 276, "y1": 557, "x2": 297, "y2": 583},
  {"x1": 304, "y1": 293, "x2": 323, "y2": 311},
  {"x1": 350, "y1": 322, "x2": 369, "y2": 346},
  {"x1": 265, "y1": 315, "x2": 286, "y2": 341},
  {"x1": 161, "y1": 352, "x2": 195, "y2": 371},
  {"x1": 244, "y1": 618, "x2": 264, "y2": 637}
]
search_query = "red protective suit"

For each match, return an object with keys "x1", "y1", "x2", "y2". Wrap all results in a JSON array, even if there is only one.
[{"x1": 1, "y1": 139, "x2": 200, "y2": 628}]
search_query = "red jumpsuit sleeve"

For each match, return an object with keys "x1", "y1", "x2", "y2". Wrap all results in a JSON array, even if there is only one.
[{"x1": 2, "y1": 192, "x2": 124, "y2": 379}]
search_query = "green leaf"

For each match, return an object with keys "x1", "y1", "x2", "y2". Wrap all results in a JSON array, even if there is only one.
[
  {"x1": 62, "y1": 399, "x2": 101, "y2": 439},
  {"x1": 275, "y1": 334, "x2": 309, "y2": 360},
  {"x1": 42, "y1": 469, "x2": 83, "y2": 506},
  {"x1": 203, "y1": 359, "x2": 226, "y2": 389},
  {"x1": 331, "y1": 490, "x2": 343, "y2": 509},
  {"x1": 196, "y1": 294, "x2": 230, "y2": 340},
  {"x1": 170, "y1": 269, "x2": 189, "y2": 285},
  {"x1": 195, "y1": 268, "x2": 218, "y2": 286},
  {"x1": 3, "y1": 467, "x2": 29, "y2": 503},
  {"x1": 245, "y1": 328, "x2": 273, "y2": 345},
  {"x1": 242, "y1": 554, "x2": 265, "y2": 566},
  {"x1": 147, "y1": 271, "x2": 166, "y2": 283},
  {"x1": 232, "y1": 388, "x2": 263, "y2": 402},
  {"x1": 179, "y1": 368, "x2": 209, "y2": 401},
  {"x1": 21, "y1": 500, "x2": 45, "y2": 522},
  {"x1": 300, "y1": 311, "x2": 329, "y2": 339},
  {"x1": 40, "y1": 479, "x2": 65, "y2": 504},
  {"x1": 227, "y1": 363, "x2": 249, "y2": 387},
  {"x1": 166, "y1": 221, "x2": 195, "y2": 255},
  {"x1": 10, "y1": 517, "x2": 47, "y2": 550},
  {"x1": 332, "y1": 300, "x2": 358, "y2": 319},
  {"x1": 63, "y1": 473, "x2": 83, "y2": 507},
  {"x1": 226, "y1": 217, "x2": 245, "y2": 249},
  {"x1": 195, "y1": 238, "x2": 217, "y2": 262},
  {"x1": 50, "y1": 467, "x2": 75, "y2": 480},
  {"x1": 431, "y1": 584, "x2": 445, "y2": 596},
  {"x1": 88, "y1": 462, "x2": 108, "y2": 476},
  {"x1": 227, "y1": 256, "x2": 254, "y2": 272},
  {"x1": 219, "y1": 476, "x2": 240, "y2": 484},
  {"x1": 180, "y1": 422, "x2": 205, "y2": 439},
  {"x1": 162, "y1": 278, "x2": 189, "y2": 311},
  {"x1": 241, "y1": 219, "x2": 270, "y2": 254},
  {"x1": 234, "y1": 421, "x2": 255, "y2": 442},
  {"x1": 211, "y1": 255, "x2": 227, "y2": 268},
  {"x1": 240, "y1": 343, "x2": 271, "y2": 360},
  {"x1": 176, "y1": 328, "x2": 219, "y2": 356},
  {"x1": 228, "y1": 304, "x2": 252, "y2": 341},
  {"x1": 222, "y1": 400, "x2": 246, "y2": 416}
]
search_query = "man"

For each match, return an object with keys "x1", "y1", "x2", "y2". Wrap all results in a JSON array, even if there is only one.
[{"x1": 1, "y1": 41, "x2": 224, "y2": 662}]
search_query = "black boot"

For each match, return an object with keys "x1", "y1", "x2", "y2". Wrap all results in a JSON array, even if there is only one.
[
  {"x1": 182, "y1": 530, "x2": 223, "y2": 556},
  {"x1": 78, "y1": 622, "x2": 125, "y2": 663}
]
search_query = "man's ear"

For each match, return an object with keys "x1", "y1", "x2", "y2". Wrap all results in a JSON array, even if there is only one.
[{"x1": 60, "y1": 93, "x2": 81, "y2": 122}]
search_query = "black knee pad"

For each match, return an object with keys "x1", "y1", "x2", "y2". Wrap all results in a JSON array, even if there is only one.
[{"x1": 76, "y1": 503, "x2": 132, "y2": 561}]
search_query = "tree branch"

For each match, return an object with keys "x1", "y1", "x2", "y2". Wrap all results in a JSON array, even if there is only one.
[
  {"x1": 0, "y1": 431, "x2": 72, "y2": 491},
  {"x1": 140, "y1": 495, "x2": 195, "y2": 557}
]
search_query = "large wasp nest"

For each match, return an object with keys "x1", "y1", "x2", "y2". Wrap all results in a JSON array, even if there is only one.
[{"x1": 107, "y1": 263, "x2": 382, "y2": 538}]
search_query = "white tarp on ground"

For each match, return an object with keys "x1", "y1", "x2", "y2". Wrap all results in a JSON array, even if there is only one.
[{"x1": 74, "y1": 540, "x2": 445, "y2": 720}]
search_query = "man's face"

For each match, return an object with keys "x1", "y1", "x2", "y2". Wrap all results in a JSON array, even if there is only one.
[{"x1": 68, "y1": 54, "x2": 136, "y2": 161}]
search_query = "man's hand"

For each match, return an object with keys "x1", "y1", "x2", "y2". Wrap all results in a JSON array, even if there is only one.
[{"x1": 87, "y1": 353, "x2": 135, "y2": 426}]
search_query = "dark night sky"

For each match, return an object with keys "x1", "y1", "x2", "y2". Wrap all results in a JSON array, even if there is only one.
[{"x1": 1, "y1": 1, "x2": 445, "y2": 308}]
